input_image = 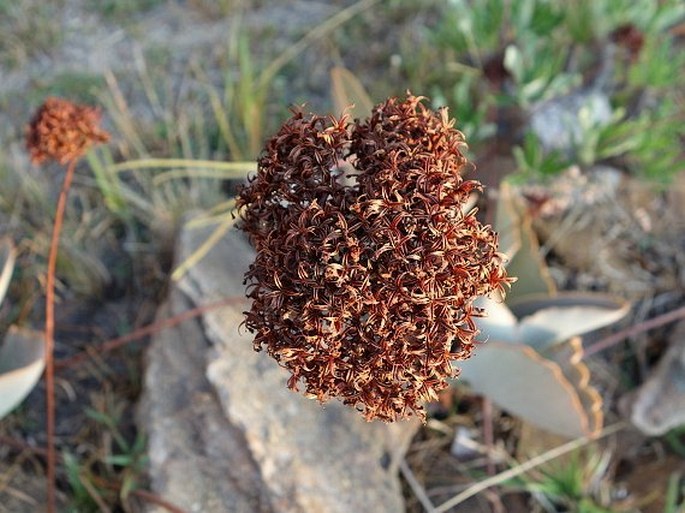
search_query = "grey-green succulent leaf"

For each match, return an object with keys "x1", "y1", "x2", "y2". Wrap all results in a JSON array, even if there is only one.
[
  {"x1": 494, "y1": 184, "x2": 521, "y2": 260},
  {"x1": 0, "y1": 326, "x2": 46, "y2": 419},
  {"x1": 510, "y1": 292, "x2": 630, "y2": 350},
  {"x1": 458, "y1": 340, "x2": 600, "y2": 438},
  {"x1": 474, "y1": 294, "x2": 519, "y2": 344},
  {"x1": 495, "y1": 183, "x2": 556, "y2": 302},
  {"x1": 0, "y1": 237, "x2": 16, "y2": 308},
  {"x1": 467, "y1": 179, "x2": 630, "y2": 437}
]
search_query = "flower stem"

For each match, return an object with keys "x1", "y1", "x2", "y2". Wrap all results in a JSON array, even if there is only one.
[{"x1": 45, "y1": 158, "x2": 77, "y2": 513}]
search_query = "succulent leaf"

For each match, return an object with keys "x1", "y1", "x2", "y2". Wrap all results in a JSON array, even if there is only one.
[
  {"x1": 512, "y1": 292, "x2": 630, "y2": 350},
  {"x1": 458, "y1": 340, "x2": 599, "y2": 438},
  {"x1": 494, "y1": 182, "x2": 522, "y2": 259},
  {"x1": 505, "y1": 217, "x2": 556, "y2": 300},
  {"x1": 0, "y1": 237, "x2": 16, "y2": 308},
  {"x1": 474, "y1": 295, "x2": 519, "y2": 343},
  {"x1": 467, "y1": 183, "x2": 630, "y2": 438},
  {"x1": 0, "y1": 327, "x2": 46, "y2": 419},
  {"x1": 495, "y1": 183, "x2": 556, "y2": 302},
  {"x1": 543, "y1": 337, "x2": 602, "y2": 436}
]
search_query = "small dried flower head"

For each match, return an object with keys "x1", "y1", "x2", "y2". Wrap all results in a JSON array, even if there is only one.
[
  {"x1": 238, "y1": 94, "x2": 511, "y2": 422},
  {"x1": 26, "y1": 97, "x2": 110, "y2": 165}
]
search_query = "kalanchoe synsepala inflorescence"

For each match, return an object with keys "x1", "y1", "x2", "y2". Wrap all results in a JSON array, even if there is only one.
[
  {"x1": 26, "y1": 97, "x2": 110, "y2": 165},
  {"x1": 238, "y1": 94, "x2": 511, "y2": 422}
]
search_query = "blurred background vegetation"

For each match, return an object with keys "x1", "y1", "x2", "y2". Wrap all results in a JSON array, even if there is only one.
[{"x1": 0, "y1": 0, "x2": 683, "y2": 511}]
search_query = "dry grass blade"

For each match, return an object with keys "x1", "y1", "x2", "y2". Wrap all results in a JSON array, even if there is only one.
[
  {"x1": 152, "y1": 167, "x2": 255, "y2": 185},
  {"x1": 55, "y1": 297, "x2": 246, "y2": 370},
  {"x1": 102, "y1": 71, "x2": 147, "y2": 158},
  {"x1": 171, "y1": 202, "x2": 239, "y2": 281},
  {"x1": 433, "y1": 422, "x2": 627, "y2": 512},
  {"x1": 108, "y1": 158, "x2": 257, "y2": 174},
  {"x1": 132, "y1": 489, "x2": 188, "y2": 513},
  {"x1": 258, "y1": 0, "x2": 380, "y2": 90},
  {"x1": 400, "y1": 458, "x2": 438, "y2": 513},
  {"x1": 584, "y1": 305, "x2": 685, "y2": 358},
  {"x1": 330, "y1": 66, "x2": 374, "y2": 119}
]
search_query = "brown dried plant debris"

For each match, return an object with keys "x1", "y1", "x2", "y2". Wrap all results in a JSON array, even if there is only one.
[
  {"x1": 26, "y1": 97, "x2": 110, "y2": 165},
  {"x1": 610, "y1": 24, "x2": 645, "y2": 63},
  {"x1": 238, "y1": 94, "x2": 511, "y2": 422}
]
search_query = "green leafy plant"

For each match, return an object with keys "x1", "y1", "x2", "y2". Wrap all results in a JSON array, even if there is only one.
[
  {"x1": 205, "y1": 27, "x2": 267, "y2": 161},
  {"x1": 604, "y1": 0, "x2": 684, "y2": 41},
  {"x1": 564, "y1": 98, "x2": 683, "y2": 182},
  {"x1": 502, "y1": 39, "x2": 581, "y2": 107},
  {"x1": 513, "y1": 131, "x2": 570, "y2": 180},
  {"x1": 63, "y1": 451, "x2": 102, "y2": 512},
  {"x1": 603, "y1": 104, "x2": 682, "y2": 183},
  {"x1": 509, "y1": 0, "x2": 566, "y2": 39},
  {"x1": 425, "y1": 0, "x2": 685, "y2": 184},
  {"x1": 627, "y1": 32, "x2": 685, "y2": 91},
  {"x1": 663, "y1": 471, "x2": 685, "y2": 513},
  {"x1": 63, "y1": 408, "x2": 148, "y2": 512},
  {"x1": 434, "y1": 0, "x2": 505, "y2": 67},
  {"x1": 431, "y1": 72, "x2": 496, "y2": 148},
  {"x1": 434, "y1": 0, "x2": 577, "y2": 105},
  {"x1": 85, "y1": 403, "x2": 148, "y2": 503},
  {"x1": 509, "y1": 448, "x2": 620, "y2": 513}
]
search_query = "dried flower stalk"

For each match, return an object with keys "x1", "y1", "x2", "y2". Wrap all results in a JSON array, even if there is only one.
[
  {"x1": 26, "y1": 97, "x2": 110, "y2": 513},
  {"x1": 238, "y1": 94, "x2": 511, "y2": 422}
]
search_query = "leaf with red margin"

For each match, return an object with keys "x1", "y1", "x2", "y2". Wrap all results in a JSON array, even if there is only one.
[
  {"x1": 0, "y1": 327, "x2": 46, "y2": 419},
  {"x1": 459, "y1": 339, "x2": 600, "y2": 438},
  {"x1": 0, "y1": 237, "x2": 16, "y2": 307}
]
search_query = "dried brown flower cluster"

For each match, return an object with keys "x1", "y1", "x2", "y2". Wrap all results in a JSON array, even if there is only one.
[
  {"x1": 26, "y1": 97, "x2": 110, "y2": 165},
  {"x1": 238, "y1": 94, "x2": 510, "y2": 422}
]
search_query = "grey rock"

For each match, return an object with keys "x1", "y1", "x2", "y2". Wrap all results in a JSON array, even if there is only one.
[
  {"x1": 139, "y1": 220, "x2": 419, "y2": 513},
  {"x1": 631, "y1": 321, "x2": 685, "y2": 436},
  {"x1": 139, "y1": 293, "x2": 272, "y2": 513},
  {"x1": 530, "y1": 90, "x2": 612, "y2": 156}
]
